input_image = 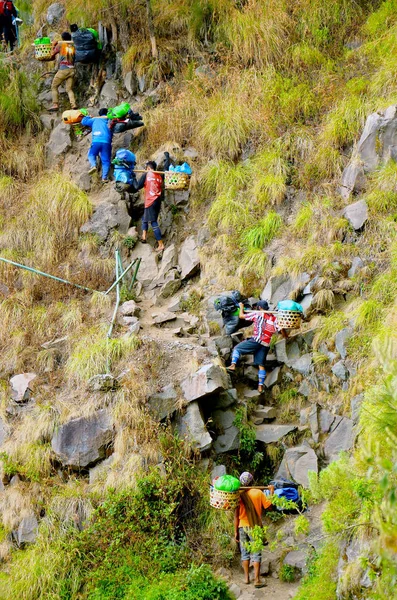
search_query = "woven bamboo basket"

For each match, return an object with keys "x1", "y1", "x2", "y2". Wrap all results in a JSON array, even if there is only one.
[
  {"x1": 35, "y1": 44, "x2": 53, "y2": 61},
  {"x1": 210, "y1": 486, "x2": 240, "y2": 511},
  {"x1": 164, "y1": 171, "x2": 190, "y2": 190},
  {"x1": 277, "y1": 310, "x2": 302, "y2": 329}
]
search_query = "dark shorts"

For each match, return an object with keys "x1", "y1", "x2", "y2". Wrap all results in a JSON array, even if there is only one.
[
  {"x1": 143, "y1": 197, "x2": 161, "y2": 223},
  {"x1": 234, "y1": 338, "x2": 269, "y2": 366}
]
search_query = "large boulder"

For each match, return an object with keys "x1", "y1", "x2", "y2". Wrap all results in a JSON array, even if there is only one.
[
  {"x1": 255, "y1": 424, "x2": 297, "y2": 444},
  {"x1": 129, "y1": 243, "x2": 159, "y2": 287},
  {"x1": 339, "y1": 159, "x2": 366, "y2": 200},
  {"x1": 46, "y1": 2, "x2": 65, "y2": 25},
  {"x1": 276, "y1": 445, "x2": 318, "y2": 487},
  {"x1": 99, "y1": 80, "x2": 119, "y2": 106},
  {"x1": 212, "y1": 409, "x2": 240, "y2": 453},
  {"x1": 13, "y1": 514, "x2": 39, "y2": 546},
  {"x1": 335, "y1": 327, "x2": 353, "y2": 359},
  {"x1": 324, "y1": 417, "x2": 355, "y2": 461},
  {"x1": 342, "y1": 200, "x2": 368, "y2": 230},
  {"x1": 51, "y1": 409, "x2": 114, "y2": 468},
  {"x1": 178, "y1": 236, "x2": 200, "y2": 280},
  {"x1": 181, "y1": 364, "x2": 231, "y2": 402},
  {"x1": 46, "y1": 121, "x2": 72, "y2": 161},
  {"x1": 274, "y1": 339, "x2": 301, "y2": 366},
  {"x1": 177, "y1": 401, "x2": 212, "y2": 451},
  {"x1": 10, "y1": 373, "x2": 37, "y2": 403},
  {"x1": 156, "y1": 244, "x2": 178, "y2": 283},
  {"x1": 148, "y1": 384, "x2": 179, "y2": 421},
  {"x1": 290, "y1": 353, "x2": 312, "y2": 375},
  {"x1": 80, "y1": 201, "x2": 130, "y2": 241},
  {"x1": 261, "y1": 273, "x2": 310, "y2": 308}
]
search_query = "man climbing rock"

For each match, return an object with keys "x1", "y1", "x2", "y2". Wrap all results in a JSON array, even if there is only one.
[
  {"x1": 81, "y1": 108, "x2": 113, "y2": 183},
  {"x1": 234, "y1": 472, "x2": 273, "y2": 588},
  {"x1": 0, "y1": 0, "x2": 17, "y2": 51},
  {"x1": 49, "y1": 32, "x2": 77, "y2": 112},
  {"x1": 227, "y1": 300, "x2": 287, "y2": 392},
  {"x1": 129, "y1": 161, "x2": 165, "y2": 253}
]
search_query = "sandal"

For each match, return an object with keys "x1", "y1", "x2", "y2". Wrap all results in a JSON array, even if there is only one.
[
  {"x1": 48, "y1": 105, "x2": 59, "y2": 112},
  {"x1": 140, "y1": 238, "x2": 147, "y2": 244},
  {"x1": 254, "y1": 583, "x2": 266, "y2": 589}
]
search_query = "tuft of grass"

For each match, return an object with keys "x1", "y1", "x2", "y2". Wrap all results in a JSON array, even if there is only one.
[
  {"x1": 248, "y1": 148, "x2": 289, "y2": 206},
  {"x1": 241, "y1": 211, "x2": 283, "y2": 249},
  {"x1": 66, "y1": 327, "x2": 140, "y2": 382}
]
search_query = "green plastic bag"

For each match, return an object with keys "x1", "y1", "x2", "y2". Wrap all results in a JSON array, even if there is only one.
[
  {"x1": 107, "y1": 103, "x2": 130, "y2": 120},
  {"x1": 214, "y1": 475, "x2": 240, "y2": 492}
]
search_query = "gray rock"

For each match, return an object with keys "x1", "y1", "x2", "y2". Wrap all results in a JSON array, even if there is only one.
[
  {"x1": 197, "y1": 227, "x2": 210, "y2": 247},
  {"x1": 156, "y1": 244, "x2": 178, "y2": 283},
  {"x1": 283, "y1": 549, "x2": 309, "y2": 573},
  {"x1": 46, "y1": 121, "x2": 72, "y2": 160},
  {"x1": 357, "y1": 111, "x2": 383, "y2": 172},
  {"x1": 124, "y1": 319, "x2": 141, "y2": 335},
  {"x1": 308, "y1": 404, "x2": 319, "y2": 442},
  {"x1": 213, "y1": 388, "x2": 238, "y2": 409},
  {"x1": 339, "y1": 159, "x2": 366, "y2": 200},
  {"x1": 335, "y1": 327, "x2": 353, "y2": 359},
  {"x1": 123, "y1": 71, "x2": 137, "y2": 96},
  {"x1": 80, "y1": 201, "x2": 130, "y2": 241},
  {"x1": 13, "y1": 514, "x2": 38, "y2": 546},
  {"x1": 212, "y1": 409, "x2": 240, "y2": 453},
  {"x1": 10, "y1": 373, "x2": 37, "y2": 403},
  {"x1": 166, "y1": 189, "x2": 190, "y2": 208},
  {"x1": 228, "y1": 582, "x2": 241, "y2": 599},
  {"x1": 324, "y1": 417, "x2": 355, "y2": 461},
  {"x1": 177, "y1": 401, "x2": 212, "y2": 451},
  {"x1": 243, "y1": 388, "x2": 261, "y2": 399},
  {"x1": 342, "y1": 199, "x2": 368, "y2": 230},
  {"x1": 351, "y1": 393, "x2": 364, "y2": 424},
  {"x1": 332, "y1": 361, "x2": 348, "y2": 380},
  {"x1": 129, "y1": 243, "x2": 159, "y2": 287},
  {"x1": 261, "y1": 273, "x2": 310, "y2": 308},
  {"x1": 290, "y1": 353, "x2": 312, "y2": 375},
  {"x1": 87, "y1": 374, "x2": 118, "y2": 392},
  {"x1": 300, "y1": 294, "x2": 314, "y2": 314},
  {"x1": 159, "y1": 271, "x2": 182, "y2": 299},
  {"x1": 255, "y1": 424, "x2": 297, "y2": 444},
  {"x1": 253, "y1": 407, "x2": 277, "y2": 420},
  {"x1": 214, "y1": 335, "x2": 233, "y2": 353},
  {"x1": 211, "y1": 464, "x2": 226, "y2": 479},
  {"x1": 51, "y1": 409, "x2": 114, "y2": 468},
  {"x1": 178, "y1": 236, "x2": 200, "y2": 280},
  {"x1": 348, "y1": 256, "x2": 364, "y2": 278},
  {"x1": 274, "y1": 339, "x2": 301, "y2": 366},
  {"x1": 264, "y1": 367, "x2": 281, "y2": 388},
  {"x1": 181, "y1": 364, "x2": 231, "y2": 403},
  {"x1": 119, "y1": 300, "x2": 140, "y2": 317},
  {"x1": 148, "y1": 384, "x2": 179, "y2": 421},
  {"x1": 137, "y1": 75, "x2": 146, "y2": 93},
  {"x1": 276, "y1": 445, "x2": 318, "y2": 487},
  {"x1": 40, "y1": 113, "x2": 56, "y2": 130},
  {"x1": 153, "y1": 312, "x2": 177, "y2": 325},
  {"x1": 319, "y1": 409, "x2": 336, "y2": 434},
  {"x1": 298, "y1": 380, "x2": 312, "y2": 398},
  {"x1": 99, "y1": 80, "x2": 119, "y2": 106},
  {"x1": 46, "y1": 2, "x2": 65, "y2": 25}
]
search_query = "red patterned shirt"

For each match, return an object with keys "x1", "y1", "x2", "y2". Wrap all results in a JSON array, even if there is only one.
[{"x1": 244, "y1": 312, "x2": 278, "y2": 345}]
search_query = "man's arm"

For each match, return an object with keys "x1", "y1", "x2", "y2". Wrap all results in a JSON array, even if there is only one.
[
  {"x1": 81, "y1": 116, "x2": 94, "y2": 128},
  {"x1": 50, "y1": 42, "x2": 60, "y2": 60},
  {"x1": 234, "y1": 506, "x2": 240, "y2": 542},
  {"x1": 128, "y1": 173, "x2": 146, "y2": 193}
]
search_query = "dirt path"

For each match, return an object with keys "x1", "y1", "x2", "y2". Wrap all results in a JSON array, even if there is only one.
[{"x1": 226, "y1": 566, "x2": 300, "y2": 600}]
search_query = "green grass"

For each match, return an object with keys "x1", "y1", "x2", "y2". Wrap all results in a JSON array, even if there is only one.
[{"x1": 241, "y1": 211, "x2": 283, "y2": 249}]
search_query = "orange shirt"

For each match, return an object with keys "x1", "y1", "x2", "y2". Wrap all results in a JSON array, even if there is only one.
[{"x1": 238, "y1": 489, "x2": 272, "y2": 528}]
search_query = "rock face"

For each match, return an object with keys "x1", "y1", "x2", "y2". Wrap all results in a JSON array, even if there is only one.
[
  {"x1": 332, "y1": 361, "x2": 348, "y2": 380},
  {"x1": 129, "y1": 243, "x2": 159, "y2": 287},
  {"x1": 255, "y1": 424, "x2": 296, "y2": 444},
  {"x1": 324, "y1": 417, "x2": 355, "y2": 461},
  {"x1": 46, "y1": 121, "x2": 72, "y2": 160},
  {"x1": 339, "y1": 159, "x2": 366, "y2": 200},
  {"x1": 177, "y1": 401, "x2": 212, "y2": 451},
  {"x1": 119, "y1": 300, "x2": 140, "y2": 318},
  {"x1": 148, "y1": 385, "x2": 179, "y2": 421},
  {"x1": 274, "y1": 339, "x2": 301, "y2": 366},
  {"x1": 212, "y1": 409, "x2": 240, "y2": 453},
  {"x1": 46, "y1": 2, "x2": 65, "y2": 25},
  {"x1": 80, "y1": 201, "x2": 130, "y2": 241},
  {"x1": 87, "y1": 374, "x2": 118, "y2": 393},
  {"x1": 181, "y1": 364, "x2": 231, "y2": 402},
  {"x1": 51, "y1": 409, "x2": 114, "y2": 468},
  {"x1": 10, "y1": 373, "x2": 37, "y2": 403},
  {"x1": 335, "y1": 327, "x2": 353, "y2": 359},
  {"x1": 99, "y1": 81, "x2": 119, "y2": 105},
  {"x1": 178, "y1": 236, "x2": 200, "y2": 280},
  {"x1": 276, "y1": 445, "x2": 318, "y2": 487},
  {"x1": 261, "y1": 273, "x2": 309, "y2": 307},
  {"x1": 342, "y1": 199, "x2": 368, "y2": 230},
  {"x1": 283, "y1": 548, "x2": 310, "y2": 574},
  {"x1": 13, "y1": 514, "x2": 38, "y2": 546}
]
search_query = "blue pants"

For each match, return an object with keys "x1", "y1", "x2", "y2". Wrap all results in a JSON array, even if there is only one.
[
  {"x1": 88, "y1": 142, "x2": 111, "y2": 180},
  {"x1": 231, "y1": 338, "x2": 269, "y2": 367},
  {"x1": 142, "y1": 219, "x2": 162, "y2": 241}
]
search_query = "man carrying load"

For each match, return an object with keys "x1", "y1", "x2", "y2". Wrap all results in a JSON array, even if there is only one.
[
  {"x1": 81, "y1": 108, "x2": 113, "y2": 183},
  {"x1": 227, "y1": 300, "x2": 288, "y2": 392},
  {"x1": 49, "y1": 32, "x2": 77, "y2": 112}
]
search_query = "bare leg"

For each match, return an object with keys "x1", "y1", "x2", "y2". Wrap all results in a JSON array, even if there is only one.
[{"x1": 242, "y1": 560, "x2": 250, "y2": 584}]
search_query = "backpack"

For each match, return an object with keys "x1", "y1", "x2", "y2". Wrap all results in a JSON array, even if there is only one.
[
  {"x1": 62, "y1": 109, "x2": 87, "y2": 125},
  {"x1": 115, "y1": 149, "x2": 136, "y2": 166},
  {"x1": 214, "y1": 295, "x2": 239, "y2": 317},
  {"x1": 107, "y1": 103, "x2": 131, "y2": 120},
  {"x1": 269, "y1": 477, "x2": 300, "y2": 490}
]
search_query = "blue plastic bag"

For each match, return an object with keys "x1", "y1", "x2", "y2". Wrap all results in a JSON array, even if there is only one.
[
  {"x1": 274, "y1": 487, "x2": 299, "y2": 501},
  {"x1": 114, "y1": 165, "x2": 133, "y2": 185},
  {"x1": 277, "y1": 300, "x2": 303, "y2": 313},
  {"x1": 115, "y1": 149, "x2": 136, "y2": 165},
  {"x1": 169, "y1": 162, "x2": 192, "y2": 175}
]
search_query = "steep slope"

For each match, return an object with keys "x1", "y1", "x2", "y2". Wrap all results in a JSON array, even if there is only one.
[{"x1": 0, "y1": 1, "x2": 397, "y2": 599}]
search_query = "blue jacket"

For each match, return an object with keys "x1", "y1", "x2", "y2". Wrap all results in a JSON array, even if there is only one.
[{"x1": 81, "y1": 116, "x2": 112, "y2": 144}]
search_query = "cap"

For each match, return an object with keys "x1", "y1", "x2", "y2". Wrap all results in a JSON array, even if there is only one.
[{"x1": 239, "y1": 472, "x2": 253, "y2": 486}]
